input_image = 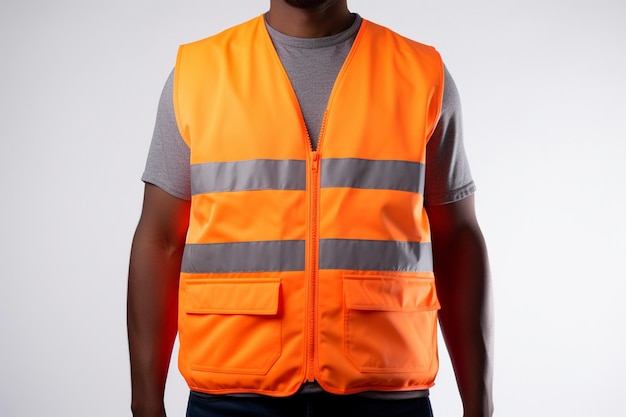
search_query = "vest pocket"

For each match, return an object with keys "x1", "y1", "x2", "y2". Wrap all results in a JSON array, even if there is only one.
[
  {"x1": 343, "y1": 275, "x2": 440, "y2": 373},
  {"x1": 181, "y1": 278, "x2": 282, "y2": 375}
]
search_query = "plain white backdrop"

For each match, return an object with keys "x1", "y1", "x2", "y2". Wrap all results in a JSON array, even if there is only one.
[{"x1": 1, "y1": 0, "x2": 624, "y2": 416}]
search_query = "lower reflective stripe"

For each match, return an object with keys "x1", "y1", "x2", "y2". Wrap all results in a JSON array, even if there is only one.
[
  {"x1": 319, "y1": 239, "x2": 433, "y2": 272},
  {"x1": 190, "y1": 159, "x2": 306, "y2": 195},
  {"x1": 321, "y1": 158, "x2": 425, "y2": 193},
  {"x1": 181, "y1": 240, "x2": 305, "y2": 273}
]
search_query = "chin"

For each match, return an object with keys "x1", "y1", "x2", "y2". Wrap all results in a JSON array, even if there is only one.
[{"x1": 284, "y1": 0, "x2": 335, "y2": 9}]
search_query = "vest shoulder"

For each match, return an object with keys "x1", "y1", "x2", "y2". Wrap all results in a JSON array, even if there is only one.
[
  {"x1": 362, "y1": 19, "x2": 440, "y2": 56},
  {"x1": 179, "y1": 15, "x2": 263, "y2": 51}
]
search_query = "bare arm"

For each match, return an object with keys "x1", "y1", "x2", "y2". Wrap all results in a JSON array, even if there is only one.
[
  {"x1": 127, "y1": 183, "x2": 190, "y2": 417},
  {"x1": 426, "y1": 195, "x2": 494, "y2": 417}
]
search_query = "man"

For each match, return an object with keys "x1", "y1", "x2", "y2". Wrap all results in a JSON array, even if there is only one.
[{"x1": 127, "y1": 1, "x2": 494, "y2": 416}]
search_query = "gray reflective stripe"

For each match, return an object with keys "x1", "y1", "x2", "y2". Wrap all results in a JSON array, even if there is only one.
[
  {"x1": 190, "y1": 160, "x2": 306, "y2": 195},
  {"x1": 319, "y1": 239, "x2": 433, "y2": 272},
  {"x1": 181, "y1": 240, "x2": 305, "y2": 273},
  {"x1": 181, "y1": 239, "x2": 431, "y2": 273},
  {"x1": 321, "y1": 158, "x2": 425, "y2": 193}
]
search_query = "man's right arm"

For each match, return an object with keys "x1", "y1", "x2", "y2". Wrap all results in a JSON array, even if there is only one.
[{"x1": 127, "y1": 183, "x2": 190, "y2": 417}]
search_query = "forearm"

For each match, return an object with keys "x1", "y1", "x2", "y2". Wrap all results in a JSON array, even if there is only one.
[
  {"x1": 434, "y1": 223, "x2": 494, "y2": 417},
  {"x1": 127, "y1": 234, "x2": 183, "y2": 417}
]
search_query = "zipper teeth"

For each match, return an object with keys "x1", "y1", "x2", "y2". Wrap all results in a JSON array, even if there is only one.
[
  {"x1": 308, "y1": 158, "x2": 318, "y2": 381},
  {"x1": 306, "y1": 113, "x2": 324, "y2": 382},
  {"x1": 305, "y1": 110, "x2": 326, "y2": 382}
]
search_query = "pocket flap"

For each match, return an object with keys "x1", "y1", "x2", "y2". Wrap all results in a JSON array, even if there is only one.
[
  {"x1": 344, "y1": 275, "x2": 440, "y2": 312},
  {"x1": 184, "y1": 278, "x2": 281, "y2": 315}
]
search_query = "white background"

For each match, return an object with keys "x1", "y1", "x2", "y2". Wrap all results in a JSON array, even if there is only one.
[{"x1": 1, "y1": 0, "x2": 624, "y2": 416}]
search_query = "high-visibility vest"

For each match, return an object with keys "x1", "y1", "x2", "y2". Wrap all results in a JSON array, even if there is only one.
[{"x1": 174, "y1": 14, "x2": 444, "y2": 396}]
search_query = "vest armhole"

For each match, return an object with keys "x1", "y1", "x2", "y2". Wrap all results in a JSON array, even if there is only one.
[
  {"x1": 173, "y1": 45, "x2": 191, "y2": 147},
  {"x1": 426, "y1": 47, "x2": 445, "y2": 144}
]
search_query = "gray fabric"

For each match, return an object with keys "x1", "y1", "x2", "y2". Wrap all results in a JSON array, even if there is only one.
[
  {"x1": 424, "y1": 67, "x2": 476, "y2": 205},
  {"x1": 321, "y1": 158, "x2": 425, "y2": 193},
  {"x1": 190, "y1": 159, "x2": 306, "y2": 195},
  {"x1": 141, "y1": 15, "x2": 475, "y2": 206},
  {"x1": 319, "y1": 239, "x2": 433, "y2": 272},
  {"x1": 141, "y1": 69, "x2": 191, "y2": 200},
  {"x1": 265, "y1": 14, "x2": 360, "y2": 148},
  {"x1": 189, "y1": 158, "x2": 426, "y2": 195},
  {"x1": 181, "y1": 239, "x2": 433, "y2": 274},
  {"x1": 181, "y1": 240, "x2": 306, "y2": 274}
]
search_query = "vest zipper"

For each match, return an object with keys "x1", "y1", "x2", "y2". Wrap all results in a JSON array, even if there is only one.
[
  {"x1": 305, "y1": 112, "x2": 327, "y2": 383},
  {"x1": 306, "y1": 150, "x2": 319, "y2": 382}
]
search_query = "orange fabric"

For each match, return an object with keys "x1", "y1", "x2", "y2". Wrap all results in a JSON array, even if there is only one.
[
  {"x1": 174, "y1": 15, "x2": 444, "y2": 396},
  {"x1": 186, "y1": 190, "x2": 307, "y2": 243}
]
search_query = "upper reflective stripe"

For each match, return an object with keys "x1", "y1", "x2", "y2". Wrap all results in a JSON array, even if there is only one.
[
  {"x1": 321, "y1": 158, "x2": 425, "y2": 193},
  {"x1": 190, "y1": 158, "x2": 424, "y2": 195},
  {"x1": 190, "y1": 159, "x2": 306, "y2": 195},
  {"x1": 181, "y1": 240, "x2": 305, "y2": 273},
  {"x1": 319, "y1": 239, "x2": 433, "y2": 272}
]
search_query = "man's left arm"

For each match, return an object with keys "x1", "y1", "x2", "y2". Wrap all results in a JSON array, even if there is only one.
[{"x1": 426, "y1": 195, "x2": 494, "y2": 417}]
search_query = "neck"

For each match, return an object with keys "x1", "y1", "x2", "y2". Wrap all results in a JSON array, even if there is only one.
[{"x1": 266, "y1": 0, "x2": 353, "y2": 38}]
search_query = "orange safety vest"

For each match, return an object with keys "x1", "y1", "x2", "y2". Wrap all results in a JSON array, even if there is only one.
[{"x1": 174, "y1": 15, "x2": 444, "y2": 396}]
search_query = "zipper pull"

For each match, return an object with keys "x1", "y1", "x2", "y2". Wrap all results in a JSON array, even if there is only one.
[{"x1": 312, "y1": 152, "x2": 320, "y2": 172}]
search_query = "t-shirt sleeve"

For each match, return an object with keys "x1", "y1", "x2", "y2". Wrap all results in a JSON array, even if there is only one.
[
  {"x1": 141, "y1": 69, "x2": 192, "y2": 201},
  {"x1": 423, "y1": 65, "x2": 476, "y2": 206}
]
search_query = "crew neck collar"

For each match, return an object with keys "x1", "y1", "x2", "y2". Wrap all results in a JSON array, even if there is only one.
[{"x1": 264, "y1": 13, "x2": 362, "y2": 49}]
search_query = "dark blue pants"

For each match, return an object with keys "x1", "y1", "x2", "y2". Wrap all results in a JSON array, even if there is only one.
[{"x1": 186, "y1": 391, "x2": 434, "y2": 417}]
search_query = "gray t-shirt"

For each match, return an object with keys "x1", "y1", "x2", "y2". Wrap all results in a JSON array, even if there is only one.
[{"x1": 142, "y1": 14, "x2": 475, "y2": 205}]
